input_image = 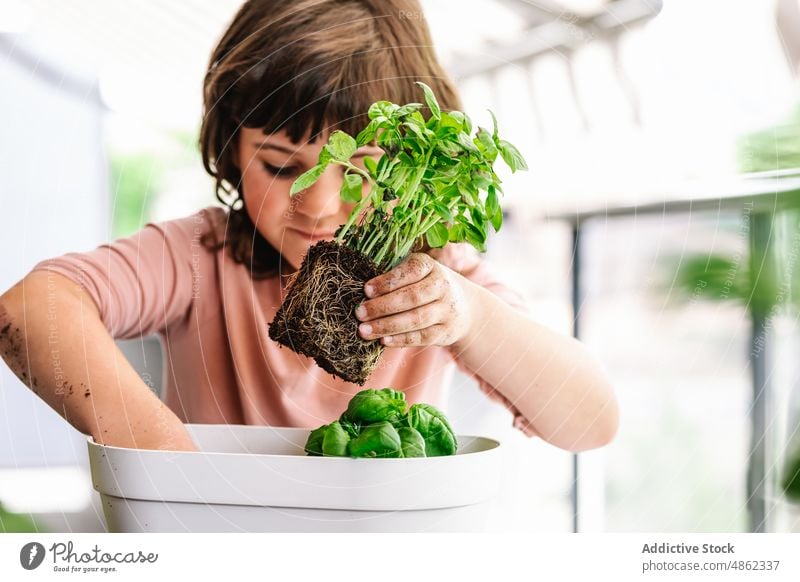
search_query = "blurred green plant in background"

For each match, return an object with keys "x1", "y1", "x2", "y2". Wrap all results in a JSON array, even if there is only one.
[
  {"x1": 785, "y1": 452, "x2": 800, "y2": 502},
  {"x1": 0, "y1": 502, "x2": 40, "y2": 533},
  {"x1": 671, "y1": 242, "x2": 790, "y2": 316},
  {"x1": 110, "y1": 151, "x2": 161, "y2": 238},
  {"x1": 737, "y1": 105, "x2": 800, "y2": 173},
  {"x1": 109, "y1": 129, "x2": 201, "y2": 237},
  {"x1": 667, "y1": 108, "x2": 800, "y2": 505}
]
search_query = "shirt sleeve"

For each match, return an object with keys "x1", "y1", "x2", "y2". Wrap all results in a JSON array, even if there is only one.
[
  {"x1": 430, "y1": 243, "x2": 540, "y2": 438},
  {"x1": 31, "y1": 209, "x2": 212, "y2": 340}
]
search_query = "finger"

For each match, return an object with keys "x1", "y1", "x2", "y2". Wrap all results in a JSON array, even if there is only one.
[
  {"x1": 364, "y1": 253, "x2": 435, "y2": 298},
  {"x1": 356, "y1": 276, "x2": 444, "y2": 322},
  {"x1": 381, "y1": 325, "x2": 448, "y2": 347},
  {"x1": 425, "y1": 247, "x2": 445, "y2": 261},
  {"x1": 358, "y1": 301, "x2": 446, "y2": 340}
]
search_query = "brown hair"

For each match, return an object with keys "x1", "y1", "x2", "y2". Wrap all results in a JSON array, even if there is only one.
[{"x1": 199, "y1": 0, "x2": 461, "y2": 277}]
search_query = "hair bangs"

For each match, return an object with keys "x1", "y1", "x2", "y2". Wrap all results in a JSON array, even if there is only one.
[{"x1": 239, "y1": 58, "x2": 435, "y2": 145}]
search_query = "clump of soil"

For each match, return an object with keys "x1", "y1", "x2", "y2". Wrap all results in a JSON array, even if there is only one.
[{"x1": 268, "y1": 240, "x2": 383, "y2": 385}]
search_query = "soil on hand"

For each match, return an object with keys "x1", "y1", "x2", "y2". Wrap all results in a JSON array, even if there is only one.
[{"x1": 268, "y1": 240, "x2": 384, "y2": 385}]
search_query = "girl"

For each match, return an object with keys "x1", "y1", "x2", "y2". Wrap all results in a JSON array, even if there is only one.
[{"x1": 0, "y1": 0, "x2": 617, "y2": 453}]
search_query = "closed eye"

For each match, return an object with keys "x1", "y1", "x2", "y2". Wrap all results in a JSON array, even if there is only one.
[{"x1": 262, "y1": 162, "x2": 299, "y2": 178}]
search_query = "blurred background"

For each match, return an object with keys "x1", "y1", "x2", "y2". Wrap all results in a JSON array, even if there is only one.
[{"x1": 2, "y1": 0, "x2": 800, "y2": 532}]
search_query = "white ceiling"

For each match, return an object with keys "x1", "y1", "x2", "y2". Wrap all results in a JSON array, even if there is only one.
[{"x1": 0, "y1": 0, "x2": 613, "y2": 128}]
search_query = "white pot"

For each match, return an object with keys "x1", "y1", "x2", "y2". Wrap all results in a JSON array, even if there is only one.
[{"x1": 87, "y1": 424, "x2": 502, "y2": 532}]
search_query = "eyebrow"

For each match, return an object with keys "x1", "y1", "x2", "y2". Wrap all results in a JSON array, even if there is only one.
[
  {"x1": 254, "y1": 142, "x2": 295, "y2": 154},
  {"x1": 253, "y1": 141, "x2": 380, "y2": 158}
]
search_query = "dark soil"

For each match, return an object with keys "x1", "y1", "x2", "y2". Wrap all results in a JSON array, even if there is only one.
[{"x1": 268, "y1": 240, "x2": 384, "y2": 385}]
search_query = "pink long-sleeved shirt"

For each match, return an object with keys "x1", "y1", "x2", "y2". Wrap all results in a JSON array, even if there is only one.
[{"x1": 33, "y1": 207, "x2": 536, "y2": 436}]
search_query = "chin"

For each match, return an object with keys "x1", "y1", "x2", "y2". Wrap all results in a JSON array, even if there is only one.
[{"x1": 279, "y1": 251, "x2": 303, "y2": 272}]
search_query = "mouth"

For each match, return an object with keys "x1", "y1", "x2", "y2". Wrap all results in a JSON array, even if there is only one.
[{"x1": 288, "y1": 227, "x2": 337, "y2": 241}]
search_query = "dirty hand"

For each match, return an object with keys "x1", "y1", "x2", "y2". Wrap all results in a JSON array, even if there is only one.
[{"x1": 355, "y1": 252, "x2": 475, "y2": 347}]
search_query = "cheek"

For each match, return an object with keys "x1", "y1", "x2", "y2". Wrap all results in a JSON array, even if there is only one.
[
  {"x1": 341, "y1": 201, "x2": 357, "y2": 218},
  {"x1": 240, "y1": 169, "x2": 291, "y2": 225}
]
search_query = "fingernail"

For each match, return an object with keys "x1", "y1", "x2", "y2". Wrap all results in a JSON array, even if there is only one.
[
  {"x1": 359, "y1": 324, "x2": 372, "y2": 336},
  {"x1": 383, "y1": 336, "x2": 393, "y2": 345},
  {"x1": 355, "y1": 304, "x2": 367, "y2": 319},
  {"x1": 364, "y1": 284, "x2": 375, "y2": 298}
]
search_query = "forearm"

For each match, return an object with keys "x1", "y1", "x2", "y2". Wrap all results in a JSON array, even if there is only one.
[
  {"x1": 452, "y1": 281, "x2": 619, "y2": 452},
  {"x1": 0, "y1": 271, "x2": 197, "y2": 452}
]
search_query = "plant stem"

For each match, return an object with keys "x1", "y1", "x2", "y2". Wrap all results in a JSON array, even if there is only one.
[
  {"x1": 372, "y1": 147, "x2": 435, "y2": 266},
  {"x1": 372, "y1": 222, "x2": 403, "y2": 267},
  {"x1": 362, "y1": 224, "x2": 385, "y2": 257},
  {"x1": 396, "y1": 148, "x2": 434, "y2": 211},
  {"x1": 335, "y1": 161, "x2": 377, "y2": 244}
]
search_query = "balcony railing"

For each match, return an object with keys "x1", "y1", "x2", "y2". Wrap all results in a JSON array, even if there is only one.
[{"x1": 549, "y1": 170, "x2": 800, "y2": 532}]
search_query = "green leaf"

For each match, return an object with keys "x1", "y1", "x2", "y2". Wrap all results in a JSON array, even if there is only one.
[
  {"x1": 433, "y1": 202, "x2": 453, "y2": 222},
  {"x1": 407, "y1": 403, "x2": 457, "y2": 456},
  {"x1": 486, "y1": 185, "x2": 502, "y2": 231},
  {"x1": 325, "y1": 130, "x2": 357, "y2": 161},
  {"x1": 440, "y1": 112, "x2": 463, "y2": 130},
  {"x1": 341, "y1": 173, "x2": 363, "y2": 203},
  {"x1": 356, "y1": 120, "x2": 379, "y2": 147},
  {"x1": 457, "y1": 180, "x2": 479, "y2": 207},
  {"x1": 405, "y1": 137, "x2": 425, "y2": 156},
  {"x1": 339, "y1": 419, "x2": 361, "y2": 439},
  {"x1": 368, "y1": 100, "x2": 396, "y2": 120},
  {"x1": 457, "y1": 131, "x2": 479, "y2": 153},
  {"x1": 396, "y1": 151, "x2": 416, "y2": 171},
  {"x1": 416, "y1": 81, "x2": 441, "y2": 119},
  {"x1": 462, "y1": 220, "x2": 487, "y2": 252},
  {"x1": 434, "y1": 125, "x2": 458, "y2": 140},
  {"x1": 348, "y1": 421, "x2": 402, "y2": 458},
  {"x1": 304, "y1": 425, "x2": 327, "y2": 456},
  {"x1": 425, "y1": 222, "x2": 448, "y2": 248},
  {"x1": 489, "y1": 109, "x2": 499, "y2": 140},
  {"x1": 377, "y1": 129, "x2": 401, "y2": 156},
  {"x1": 448, "y1": 223, "x2": 466, "y2": 243},
  {"x1": 470, "y1": 206, "x2": 486, "y2": 230},
  {"x1": 405, "y1": 111, "x2": 433, "y2": 138},
  {"x1": 322, "y1": 422, "x2": 351, "y2": 456},
  {"x1": 440, "y1": 183, "x2": 461, "y2": 202},
  {"x1": 438, "y1": 139, "x2": 462, "y2": 158},
  {"x1": 398, "y1": 426, "x2": 426, "y2": 458},
  {"x1": 498, "y1": 139, "x2": 528, "y2": 172},
  {"x1": 290, "y1": 165, "x2": 324, "y2": 196},
  {"x1": 471, "y1": 169, "x2": 493, "y2": 190},
  {"x1": 462, "y1": 112, "x2": 473, "y2": 134},
  {"x1": 476, "y1": 128, "x2": 498, "y2": 161},
  {"x1": 396, "y1": 103, "x2": 423, "y2": 117},
  {"x1": 430, "y1": 162, "x2": 459, "y2": 180},
  {"x1": 363, "y1": 156, "x2": 378, "y2": 176},
  {"x1": 317, "y1": 146, "x2": 332, "y2": 168},
  {"x1": 340, "y1": 388, "x2": 407, "y2": 425},
  {"x1": 403, "y1": 120, "x2": 426, "y2": 142}
]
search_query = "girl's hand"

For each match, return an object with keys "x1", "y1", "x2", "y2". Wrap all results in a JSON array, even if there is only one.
[{"x1": 355, "y1": 252, "x2": 476, "y2": 347}]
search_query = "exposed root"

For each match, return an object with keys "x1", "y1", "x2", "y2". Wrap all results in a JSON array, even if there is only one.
[{"x1": 268, "y1": 241, "x2": 383, "y2": 385}]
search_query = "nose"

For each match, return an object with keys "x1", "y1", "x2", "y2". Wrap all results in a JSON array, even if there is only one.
[{"x1": 295, "y1": 166, "x2": 348, "y2": 221}]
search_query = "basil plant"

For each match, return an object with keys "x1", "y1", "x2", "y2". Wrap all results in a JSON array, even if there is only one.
[{"x1": 304, "y1": 388, "x2": 457, "y2": 458}]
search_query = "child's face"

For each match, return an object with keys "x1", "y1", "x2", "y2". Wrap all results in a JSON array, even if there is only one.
[{"x1": 237, "y1": 126, "x2": 381, "y2": 270}]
